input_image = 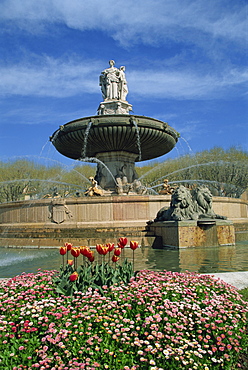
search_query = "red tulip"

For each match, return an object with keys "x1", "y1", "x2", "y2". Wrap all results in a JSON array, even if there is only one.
[
  {"x1": 71, "y1": 247, "x2": 80, "y2": 258},
  {"x1": 59, "y1": 246, "x2": 67, "y2": 255},
  {"x1": 96, "y1": 244, "x2": 109, "y2": 255},
  {"x1": 112, "y1": 255, "x2": 119, "y2": 263},
  {"x1": 64, "y1": 242, "x2": 72, "y2": 251},
  {"x1": 96, "y1": 244, "x2": 104, "y2": 255},
  {"x1": 106, "y1": 243, "x2": 115, "y2": 252},
  {"x1": 118, "y1": 237, "x2": 128, "y2": 249},
  {"x1": 130, "y1": 241, "x2": 139, "y2": 251},
  {"x1": 69, "y1": 271, "x2": 78, "y2": 282},
  {"x1": 87, "y1": 251, "x2": 95, "y2": 262},
  {"x1": 114, "y1": 247, "x2": 121, "y2": 256},
  {"x1": 67, "y1": 259, "x2": 74, "y2": 266},
  {"x1": 80, "y1": 246, "x2": 91, "y2": 257},
  {"x1": 101, "y1": 246, "x2": 109, "y2": 255}
]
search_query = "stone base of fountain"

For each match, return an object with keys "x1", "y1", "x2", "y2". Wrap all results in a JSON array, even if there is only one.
[
  {"x1": 146, "y1": 219, "x2": 235, "y2": 249},
  {"x1": 0, "y1": 195, "x2": 247, "y2": 248}
]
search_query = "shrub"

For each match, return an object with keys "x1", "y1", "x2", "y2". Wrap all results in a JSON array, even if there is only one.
[{"x1": 0, "y1": 269, "x2": 247, "y2": 369}]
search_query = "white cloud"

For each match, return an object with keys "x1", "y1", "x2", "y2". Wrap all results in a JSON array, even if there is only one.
[
  {"x1": 0, "y1": 0, "x2": 246, "y2": 46},
  {"x1": 0, "y1": 56, "x2": 247, "y2": 100},
  {"x1": 128, "y1": 67, "x2": 248, "y2": 99},
  {"x1": 0, "y1": 57, "x2": 100, "y2": 97}
]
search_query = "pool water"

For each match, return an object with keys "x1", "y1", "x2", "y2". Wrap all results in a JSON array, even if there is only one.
[{"x1": 0, "y1": 241, "x2": 247, "y2": 278}]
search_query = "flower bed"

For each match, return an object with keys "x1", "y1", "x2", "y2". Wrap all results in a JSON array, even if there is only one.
[{"x1": 0, "y1": 268, "x2": 247, "y2": 369}]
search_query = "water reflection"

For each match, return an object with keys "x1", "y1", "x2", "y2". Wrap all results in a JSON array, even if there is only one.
[{"x1": 0, "y1": 242, "x2": 247, "y2": 278}]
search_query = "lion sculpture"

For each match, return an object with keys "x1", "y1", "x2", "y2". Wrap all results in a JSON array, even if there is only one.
[
  {"x1": 151, "y1": 185, "x2": 226, "y2": 222},
  {"x1": 192, "y1": 186, "x2": 227, "y2": 219},
  {"x1": 153, "y1": 185, "x2": 197, "y2": 222}
]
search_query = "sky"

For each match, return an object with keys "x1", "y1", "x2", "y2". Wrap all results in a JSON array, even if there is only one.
[{"x1": 0, "y1": 0, "x2": 247, "y2": 169}]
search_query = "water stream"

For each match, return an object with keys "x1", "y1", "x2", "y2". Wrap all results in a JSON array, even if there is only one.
[
  {"x1": 81, "y1": 121, "x2": 93, "y2": 159},
  {"x1": 151, "y1": 179, "x2": 242, "y2": 193},
  {"x1": 79, "y1": 156, "x2": 118, "y2": 186},
  {"x1": 132, "y1": 119, "x2": 142, "y2": 161},
  {"x1": 148, "y1": 161, "x2": 225, "y2": 186}
]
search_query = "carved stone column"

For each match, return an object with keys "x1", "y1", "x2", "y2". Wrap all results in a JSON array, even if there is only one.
[{"x1": 95, "y1": 151, "x2": 138, "y2": 191}]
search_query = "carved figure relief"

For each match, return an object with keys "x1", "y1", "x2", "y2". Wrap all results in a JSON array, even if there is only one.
[
  {"x1": 49, "y1": 199, "x2": 73, "y2": 224},
  {"x1": 159, "y1": 179, "x2": 174, "y2": 195},
  {"x1": 84, "y1": 177, "x2": 103, "y2": 196}
]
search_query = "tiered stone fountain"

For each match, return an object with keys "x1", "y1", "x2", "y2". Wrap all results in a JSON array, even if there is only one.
[
  {"x1": 50, "y1": 60, "x2": 179, "y2": 194},
  {"x1": 0, "y1": 61, "x2": 245, "y2": 248}
]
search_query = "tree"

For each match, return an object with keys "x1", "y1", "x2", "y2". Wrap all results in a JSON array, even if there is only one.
[
  {"x1": 0, "y1": 147, "x2": 247, "y2": 202},
  {"x1": 136, "y1": 147, "x2": 248, "y2": 198}
]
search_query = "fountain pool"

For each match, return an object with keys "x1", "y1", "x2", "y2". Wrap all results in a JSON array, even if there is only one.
[{"x1": 0, "y1": 241, "x2": 247, "y2": 278}]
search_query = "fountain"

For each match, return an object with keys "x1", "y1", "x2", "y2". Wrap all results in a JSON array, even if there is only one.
[
  {"x1": 50, "y1": 60, "x2": 179, "y2": 193},
  {"x1": 0, "y1": 61, "x2": 247, "y2": 248}
]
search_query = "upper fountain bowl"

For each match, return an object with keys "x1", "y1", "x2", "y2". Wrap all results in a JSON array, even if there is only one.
[{"x1": 50, "y1": 114, "x2": 179, "y2": 162}]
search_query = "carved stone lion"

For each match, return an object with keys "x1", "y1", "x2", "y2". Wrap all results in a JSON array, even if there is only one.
[
  {"x1": 150, "y1": 185, "x2": 226, "y2": 223},
  {"x1": 192, "y1": 186, "x2": 227, "y2": 219},
  {"x1": 154, "y1": 185, "x2": 197, "y2": 221}
]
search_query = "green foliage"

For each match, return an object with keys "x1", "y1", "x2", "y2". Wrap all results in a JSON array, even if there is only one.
[
  {"x1": 0, "y1": 159, "x2": 95, "y2": 202},
  {"x1": 0, "y1": 146, "x2": 247, "y2": 202},
  {"x1": 53, "y1": 259, "x2": 134, "y2": 296},
  {"x1": 137, "y1": 146, "x2": 248, "y2": 198},
  {"x1": 239, "y1": 287, "x2": 248, "y2": 302}
]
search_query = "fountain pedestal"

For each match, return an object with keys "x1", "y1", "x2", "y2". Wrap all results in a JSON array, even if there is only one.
[
  {"x1": 95, "y1": 151, "x2": 138, "y2": 191},
  {"x1": 146, "y1": 219, "x2": 235, "y2": 248},
  {"x1": 97, "y1": 100, "x2": 132, "y2": 115}
]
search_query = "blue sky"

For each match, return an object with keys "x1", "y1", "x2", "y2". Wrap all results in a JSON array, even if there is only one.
[{"x1": 0, "y1": 0, "x2": 247, "y2": 168}]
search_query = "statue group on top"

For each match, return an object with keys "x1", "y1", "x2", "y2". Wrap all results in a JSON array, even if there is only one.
[{"x1": 100, "y1": 60, "x2": 128, "y2": 101}]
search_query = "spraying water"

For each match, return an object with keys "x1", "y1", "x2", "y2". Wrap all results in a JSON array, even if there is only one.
[
  {"x1": 1, "y1": 155, "x2": 92, "y2": 184},
  {"x1": 131, "y1": 118, "x2": 142, "y2": 161},
  {"x1": 50, "y1": 127, "x2": 61, "y2": 144},
  {"x1": 148, "y1": 161, "x2": 226, "y2": 186},
  {"x1": 39, "y1": 140, "x2": 50, "y2": 157},
  {"x1": 180, "y1": 136, "x2": 195, "y2": 156},
  {"x1": 151, "y1": 179, "x2": 241, "y2": 191},
  {"x1": 0, "y1": 179, "x2": 87, "y2": 189},
  {"x1": 81, "y1": 121, "x2": 93, "y2": 159},
  {"x1": 79, "y1": 156, "x2": 118, "y2": 186}
]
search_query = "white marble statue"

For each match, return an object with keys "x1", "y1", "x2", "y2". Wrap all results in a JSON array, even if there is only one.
[
  {"x1": 118, "y1": 66, "x2": 128, "y2": 101},
  {"x1": 99, "y1": 60, "x2": 128, "y2": 101}
]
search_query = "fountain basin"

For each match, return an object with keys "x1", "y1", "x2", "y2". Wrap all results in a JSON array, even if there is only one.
[
  {"x1": 50, "y1": 115, "x2": 179, "y2": 161},
  {"x1": 0, "y1": 195, "x2": 247, "y2": 247}
]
